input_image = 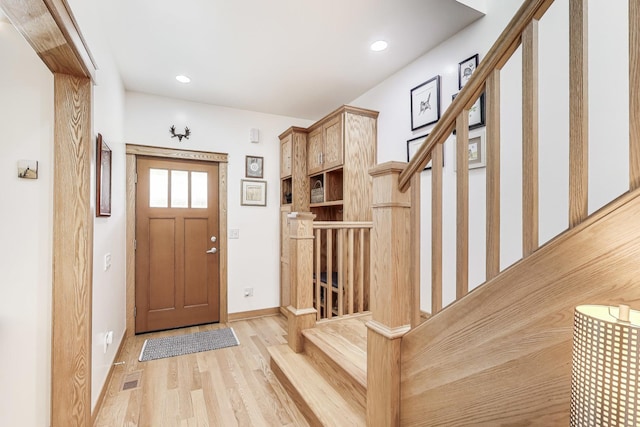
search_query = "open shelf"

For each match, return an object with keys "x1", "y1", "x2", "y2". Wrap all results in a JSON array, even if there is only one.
[{"x1": 310, "y1": 200, "x2": 343, "y2": 208}]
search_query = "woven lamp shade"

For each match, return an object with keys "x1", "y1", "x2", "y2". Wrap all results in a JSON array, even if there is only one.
[{"x1": 570, "y1": 305, "x2": 640, "y2": 426}]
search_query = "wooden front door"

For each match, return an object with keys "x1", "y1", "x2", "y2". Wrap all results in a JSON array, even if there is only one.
[{"x1": 135, "y1": 157, "x2": 220, "y2": 333}]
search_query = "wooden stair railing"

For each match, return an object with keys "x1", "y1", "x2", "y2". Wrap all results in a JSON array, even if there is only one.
[
  {"x1": 366, "y1": 0, "x2": 640, "y2": 425},
  {"x1": 312, "y1": 221, "x2": 373, "y2": 321}
]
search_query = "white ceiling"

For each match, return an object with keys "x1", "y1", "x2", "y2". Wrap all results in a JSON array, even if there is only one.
[{"x1": 102, "y1": 0, "x2": 484, "y2": 120}]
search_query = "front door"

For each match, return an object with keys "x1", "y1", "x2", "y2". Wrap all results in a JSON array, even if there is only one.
[{"x1": 135, "y1": 156, "x2": 220, "y2": 333}]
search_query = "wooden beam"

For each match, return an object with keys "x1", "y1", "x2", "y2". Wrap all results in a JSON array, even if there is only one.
[
  {"x1": 456, "y1": 113, "x2": 469, "y2": 299},
  {"x1": 630, "y1": 0, "x2": 640, "y2": 189},
  {"x1": 569, "y1": 0, "x2": 589, "y2": 227},
  {"x1": 51, "y1": 73, "x2": 93, "y2": 427},
  {"x1": 0, "y1": 0, "x2": 96, "y2": 80},
  {"x1": 522, "y1": 19, "x2": 539, "y2": 257},
  {"x1": 486, "y1": 69, "x2": 501, "y2": 279},
  {"x1": 410, "y1": 174, "x2": 421, "y2": 328},
  {"x1": 431, "y1": 144, "x2": 443, "y2": 314}
]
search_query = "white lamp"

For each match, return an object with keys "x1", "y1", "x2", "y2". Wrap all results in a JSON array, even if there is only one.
[{"x1": 571, "y1": 304, "x2": 640, "y2": 425}]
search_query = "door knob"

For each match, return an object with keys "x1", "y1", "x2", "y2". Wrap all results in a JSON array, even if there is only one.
[
  {"x1": 211, "y1": 236, "x2": 217, "y2": 243},
  {"x1": 206, "y1": 247, "x2": 217, "y2": 254}
]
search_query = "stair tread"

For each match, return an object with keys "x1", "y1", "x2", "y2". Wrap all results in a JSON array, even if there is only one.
[
  {"x1": 303, "y1": 319, "x2": 368, "y2": 389},
  {"x1": 269, "y1": 344, "x2": 365, "y2": 426}
]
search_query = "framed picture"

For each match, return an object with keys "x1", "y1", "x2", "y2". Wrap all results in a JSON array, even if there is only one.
[
  {"x1": 452, "y1": 92, "x2": 485, "y2": 131},
  {"x1": 241, "y1": 179, "x2": 267, "y2": 206},
  {"x1": 96, "y1": 133, "x2": 112, "y2": 217},
  {"x1": 455, "y1": 128, "x2": 486, "y2": 170},
  {"x1": 406, "y1": 134, "x2": 443, "y2": 170},
  {"x1": 458, "y1": 54, "x2": 479, "y2": 89},
  {"x1": 410, "y1": 75, "x2": 441, "y2": 130},
  {"x1": 17, "y1": 159, "x2": 38, "y2": 179},
  {"x1": 245, "y1": 155, "x2": 264, "y2": 178}
]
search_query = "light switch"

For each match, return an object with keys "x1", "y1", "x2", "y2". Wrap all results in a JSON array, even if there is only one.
[
  {"x1": 104, "y1": 253, "x2": 111, "y2": 271},
  {"x1": 229, "y1": 229, "x2": 240, "y2": 239}
]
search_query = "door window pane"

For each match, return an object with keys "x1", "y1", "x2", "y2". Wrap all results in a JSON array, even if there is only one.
[
  {"x1": 191, "y1": 172, "x2": 208, "y2": 208},
  {"x1": 171, "y1": 170, "x2": 189, "y2": 208},
  {"x1": 149, "y1": 168, "x2": 168, "y2": 208}
]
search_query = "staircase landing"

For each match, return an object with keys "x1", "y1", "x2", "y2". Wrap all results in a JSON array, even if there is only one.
[{"x1": 269, "y1": 314, "x2": 370, "y2": 426}]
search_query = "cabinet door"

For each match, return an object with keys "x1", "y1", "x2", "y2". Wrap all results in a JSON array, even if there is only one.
[
  {"x1": 323, "y1": 115, "x2": 343, "y2": 170},
  {"x1": 280, "y1": 134, "x2": 292, "y2": 178},
  {"x1": 307, "y1": 127, "x2": 323, "y2": 175}
]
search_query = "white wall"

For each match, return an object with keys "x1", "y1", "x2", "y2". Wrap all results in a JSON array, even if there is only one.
[
  {"x1": 125, "y1": 93, "x2": 312, "y2": 315},
  {"x1": 0, "y1": 19, "x2": 54, "y2": 427},
  {"x1": 351, "y1": 0, "x2": 629, "y2": 310}
]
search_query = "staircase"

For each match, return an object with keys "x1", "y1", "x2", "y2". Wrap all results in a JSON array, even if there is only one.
[
  {"x1": 268, "y1": 315, "x2": 369, "y2": 426},
  {"x1": 272, "y1": 0, "x2": 640, "y2": 425}
]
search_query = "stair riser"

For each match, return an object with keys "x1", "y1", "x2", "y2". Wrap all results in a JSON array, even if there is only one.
[
  {"x1": 271, "y1": 357, "x2": 324, "y2": 427},
  {"x1": 304, "y1": 336, "x2": 366, "y2": 411}
]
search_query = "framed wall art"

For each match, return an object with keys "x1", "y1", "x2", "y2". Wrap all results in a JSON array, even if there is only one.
[
  {"x1": 455, "y1": 128, "x2": 486, "y2": 170},
  {"x1": 458, "y1": 54, "x2": 479, "y2": 89},
  {"x1": 17, "y1": 159, "x2": 38, "y2": 179},
  {"x1": 410, "y1": 75, "x2": 441, "y2": 131},
  {"x1": 452, "y1": 92, "x2": 485, "y2": 131},
  {"x1": 96, "y1": 133, "x2": 112, "y2": 217},
  {"x1": 406, "y1": 134, "x2": 443, "y2": 170},
  {"x1": 241, "y1": 179, "x2": 267, "y2": 206},
  {"x1": 245, "y1": 155, "x2": 264, "y2": 178}
]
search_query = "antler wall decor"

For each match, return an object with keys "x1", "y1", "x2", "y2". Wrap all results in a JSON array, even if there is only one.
[{"x1": 170, "y1": 125, "x2": 191, "y2": 142}]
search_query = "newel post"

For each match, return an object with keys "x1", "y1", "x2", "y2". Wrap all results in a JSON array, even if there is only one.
[
  {"x1": 287, "y1": 211, "x2": 317, "y2": 352},
  {"x1": 367, "y1": 162, "x2": 412, "y2": 427}
]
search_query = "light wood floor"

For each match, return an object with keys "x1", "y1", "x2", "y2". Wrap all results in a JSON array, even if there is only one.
[{"x1": 93, "y1": 315, "x2": 309, "y2": 427}]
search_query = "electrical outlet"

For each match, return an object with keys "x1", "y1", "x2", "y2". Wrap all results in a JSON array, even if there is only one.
[
  {"x1": 244, "y1": 287, "x2": 253, "y2": 297},
  {"x1": 230, "y1": 229, "x2": 240, "y2": 239},
  {"x1": 104, "y1": 253, "x2": 111, "y2": 271}
]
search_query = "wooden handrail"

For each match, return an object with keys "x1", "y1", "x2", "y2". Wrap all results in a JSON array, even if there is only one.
[
  {"x1": 313, "y1": 221, "x2": 373, "y2": 229},
  {"x1": 398, "y1": 0, "x2": 555, "y2": 192}
]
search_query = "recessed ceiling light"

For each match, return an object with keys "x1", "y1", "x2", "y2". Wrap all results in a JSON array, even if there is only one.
[
  {"x1": 175, "y1": 75, "x2": 191, "y2": 84},
  {"x1": 370, "y1": 40, "x2": 388, "y2": 52}
]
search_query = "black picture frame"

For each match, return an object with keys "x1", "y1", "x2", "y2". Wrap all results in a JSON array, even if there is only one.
[
  {"x1": 458, "y1": 53, "x2": 479, "y2": 89},
  {"x1": 452, "y1": 92, "x2": 485, "y2": 132},
  {"x1": 406, "y1": 134, "x2": 444, "y2": 171},
  {"x1": 96, "y1": 133, "x2": 112, "y2": 217},
  {"x1": 410, "y1": 75, "x2": 441, "y2": 131}
]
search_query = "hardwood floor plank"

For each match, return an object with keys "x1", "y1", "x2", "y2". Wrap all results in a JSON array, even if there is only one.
[{"x1": 93, "y1": 316, "x2": 307, "y2": 426}]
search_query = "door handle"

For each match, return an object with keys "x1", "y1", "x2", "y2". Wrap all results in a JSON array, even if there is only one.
[{"x1": 206, "y1": 247, "x2": 217, "y2": 254}]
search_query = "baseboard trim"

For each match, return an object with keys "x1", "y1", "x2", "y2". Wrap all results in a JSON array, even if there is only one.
[
  {"x1": 228, "y1": 307, "x2": 281, "y2": 322},
  {"x1": 91, "y1": 329, "x2": 127, "y2": 426}
]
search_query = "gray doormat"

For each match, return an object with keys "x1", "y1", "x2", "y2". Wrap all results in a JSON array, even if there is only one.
[{"x1": 138, "y1": 327, "x2": 239, "y2": 362}]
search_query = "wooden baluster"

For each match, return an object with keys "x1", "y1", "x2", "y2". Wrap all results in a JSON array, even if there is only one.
[
  {"x1": 523, "y1": 19, "x2": 539, "y2": 255},
  {"x1": 569, "y1": 0, "x2": 588, "y2": 227},
  {"x1": 358, "y1": 228, "x2": 365, "y2": 313},
  {"x1": 326, "y1": 229, "x2": 333, "y2": 319},
  {"x1": 432, "y1": 144, "x2": 443, "y2": 315},
  {"x1": 348, "y1": 228, "x2": 355, "y2": 315},
  {"x1": 631, "y1": 0, "x2": 640, "y2": 189},
  {"x1": 287, "y1": 212, "x2": 317, "y2": 353},
  {"x1": 456, "y1": 113, "x2": 469, "y2": 299},
  {"x1": 410, "y1": 174, "x2": 421, "y2": 327},
  {"x1": 486, "y1": 69, "x2": 501, "y2": 280},
  {"x1": 315, "y1": 228, "x2": 322, "y2": 320},
  {"x1": 337, "y1": 228, "x2": 344, "y2": 317}
]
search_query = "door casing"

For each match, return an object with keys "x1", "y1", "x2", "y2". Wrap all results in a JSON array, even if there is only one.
[{"x1": 125, "y1": 144, "x2": 229, "y2": 337}]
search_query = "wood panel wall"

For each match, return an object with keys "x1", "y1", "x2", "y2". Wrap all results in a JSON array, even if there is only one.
[
  {"x1": 400, "y1": 189, "x2": 640, "y2": 426},
  {"x1": 52, "y1": 73, "x2": 93, "y2": 427}
]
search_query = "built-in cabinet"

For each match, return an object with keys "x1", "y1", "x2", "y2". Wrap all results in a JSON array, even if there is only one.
[{"x1": 279, "y1": 105, "x2": 378, "y2": 312}]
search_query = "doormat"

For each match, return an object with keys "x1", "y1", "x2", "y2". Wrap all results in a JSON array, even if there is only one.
[{"x1": 138, "y1": 327, "x2": 239, "y2": 362}]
